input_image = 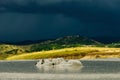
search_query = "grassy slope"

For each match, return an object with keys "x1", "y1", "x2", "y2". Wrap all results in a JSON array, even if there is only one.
[
  {"x1": 0, "y1": 36, "x2": 103, "y2": 60},
  {"x1": 0, "y1": 44, "x2": 31, "y2": 59},
  {"x1": 29, "y1": 35, "x2": 103, "y2": 52},
  {"x1": 6, "y1": 47, "x2": 120, "y2": 60},
  {"x1": 0, "y1": 36, "x2": 120, "y2": 60},
  {"x1": 107, "y1": 43, "x2": 120, "y2": 48}
]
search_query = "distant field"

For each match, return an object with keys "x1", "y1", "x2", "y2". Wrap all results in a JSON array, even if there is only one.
[{"x1": 6, "y1": 47, "x2": 120, "y2": 60}]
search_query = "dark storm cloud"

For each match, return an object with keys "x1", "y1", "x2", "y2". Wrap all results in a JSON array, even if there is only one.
[
  {"x1": 0, "y1": 0, "x2": 120, "y2": 41},
  {"x1": 0, "y1": 0, "x2": 120, "y2": 26}
]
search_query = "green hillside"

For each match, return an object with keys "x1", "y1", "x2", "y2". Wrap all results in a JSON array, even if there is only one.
[
  {"x1": 107, "y1": 42, "x2": 120, "y2": 48},
  {"x1": 0, "y1": 35, "x2": 102, "y2": 54},
  {"x1": 0, "y1": 35, "x2": 102, "y2": 59},
  {"x1": 29, "y1": 35, "x2": 102, "y2": 52},
  {"x1": 0, "y1": 35, "x2": 120, "y2": 60}
]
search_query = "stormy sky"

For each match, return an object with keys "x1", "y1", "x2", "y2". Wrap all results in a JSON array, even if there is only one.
[{"x1": 0, "y1": 0, "x2": 120, "y2": 41}]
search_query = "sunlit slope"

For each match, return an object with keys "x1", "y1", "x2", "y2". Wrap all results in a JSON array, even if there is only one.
[
  {"x1": 0, "y1": 35, "x2": 120, "y2": 60},
  {"x1": 6, "y1": 47, "x2": 120, "y2": 60},
  {"x1": 0, "y1": 44, "x2": 31, "y2": 59},
  {"x1": 0, "y1": 35, "x2": 102, "y2": 60},
  {"x1": 0, "y1": 35, "x2": 102, "y2": 54}
]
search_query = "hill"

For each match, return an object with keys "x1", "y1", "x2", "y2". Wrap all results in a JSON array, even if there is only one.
[
  {"x1": 29, "y1": 35, "x2": 102, "y2": 52},
  {"x1": 0, "y1": 44, "x2": 27, "y2": 59},
  {"x1": 0, "y1": 35, "x2": 103, "y2": 59},
  {"x1": 0, "y1": 35, "x2": 120, "y2": 60},
  {"x1": 107, "y1": 42, "x2": 120, "y2": 48}
]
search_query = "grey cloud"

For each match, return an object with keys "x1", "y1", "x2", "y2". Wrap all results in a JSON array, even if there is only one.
[
  {"x1": 0, "y1": 0, "x2": 120, "y2": 41},
  {"x1": 0, "y1": 0, "x2": 119, "y2": 26},
  {"x1": 0, "y1": 0, "x2": 120, "y2": 12},
  {"x1": 0, "y1": 13, "x2": 83, "y2": 41},
  {"x1": 0, "y1": 0, "x2": 120, "y2": 26}
]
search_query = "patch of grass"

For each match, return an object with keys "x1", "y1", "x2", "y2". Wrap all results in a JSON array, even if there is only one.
[
  {"x1": 6, "y1": 47, "x2": 120, "y2": 60},
  {"x1": 0, "y1": 54, "x2": 9, "y2": 60}
]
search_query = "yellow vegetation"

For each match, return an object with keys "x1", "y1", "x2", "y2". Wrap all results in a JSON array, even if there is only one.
[{"x1": 6, "y1": 47, "x2": 120, "y2": 60}]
